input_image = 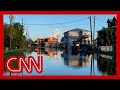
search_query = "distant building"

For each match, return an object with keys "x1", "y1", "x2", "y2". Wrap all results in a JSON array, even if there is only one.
[
  {"x1": 47, "y1": 37, "x2": 58, "y2": 43},
  {"x1": 45, "y1": 37, "x2": 58, "y2": 47},
  {"x1": 34, "y1": 37, "x2": 58, "y2": 47},
  {"x1": 63, "y1": 28, "x2": 91, "y2": 51}
]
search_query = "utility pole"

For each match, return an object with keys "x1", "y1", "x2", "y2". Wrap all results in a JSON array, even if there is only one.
[
  {"x1": 26, "y1": 31, "x2": 27, "y2": 48},
  {"x1": 22, "y1": 18, "x2": 23, "y2": 31},
  {"x1": 22, "y1": 18, "x2": 24, "y2": 48},
  {"x1": 9, "y1": 15, "x2": 14, "y2": 49},
  {"x1": 89, "y1": 16, "x2": 93, "y2": 50},
  {"x1": 22, "y1": 18, "x2": 24, "y2": 75},
  {"x1": 90, "y1": 16, "x2": 96, "y2": 76},
  {"x1": 26, "y1": 29, "x2": 29, "y2": 48},
  {"x1": 93, "y1": 16, "x2": 95, "y2": 51}
]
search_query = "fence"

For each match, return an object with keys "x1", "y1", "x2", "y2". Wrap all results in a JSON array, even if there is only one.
[{"x1": 98, "y1": 46, "x2": 113, "y2": 52}]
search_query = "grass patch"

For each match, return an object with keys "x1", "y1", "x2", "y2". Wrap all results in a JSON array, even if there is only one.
[
  {"x1": 4, "y1": 50, "x2": 26, "y2": 71},
  {"x1": 4, "y1": 50, "x2": 25, "y2": 62}
]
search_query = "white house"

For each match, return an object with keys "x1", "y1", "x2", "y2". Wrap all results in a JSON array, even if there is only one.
[{"x1": 63, "y1": 28, "x2": 91, "y2": 50}]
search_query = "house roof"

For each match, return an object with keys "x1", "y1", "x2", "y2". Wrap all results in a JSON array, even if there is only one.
[
  {"x1": 64, "y1": 28, "x2": 90, "y2": 34},
  {"x1": 107, "y1": 16, "x2": 116, "y2": 23}
]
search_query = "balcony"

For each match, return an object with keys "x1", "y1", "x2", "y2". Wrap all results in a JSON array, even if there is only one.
[
  {"x1": 81, "y1": 35, "x2": 89, "y2": 39},
  {"x1": 76, "y1": 35, "x2": 89, "y2": 42}
]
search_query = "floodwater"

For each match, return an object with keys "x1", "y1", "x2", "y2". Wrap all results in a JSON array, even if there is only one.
[{"x1": 4, "y1": 48, "x2": 116, "y2": 76}]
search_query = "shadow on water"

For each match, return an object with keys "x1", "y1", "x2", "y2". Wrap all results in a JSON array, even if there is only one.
[{"x1": 4, "y1": 47, "x2": 116, "y2": 76}]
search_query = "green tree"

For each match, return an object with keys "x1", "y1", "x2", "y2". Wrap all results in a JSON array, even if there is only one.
[
  {"x1": 97, "y1": 27, "x2": 115, "y2": 46},
  {"x1": 12, "y1": 23, "x2": 24, "y2": 49},
  {"x1": 4, "y1": 22, "x2": 27, "y2": 49},
  {"x1": 4, "y1": 23, "x2": 10, "y2": 48}
]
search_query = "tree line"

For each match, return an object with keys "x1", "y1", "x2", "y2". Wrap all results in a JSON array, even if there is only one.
[
  {"x1": 4, "y1": 22, "x2": 29, "y2": 49},
  {"x1": 97, "y1": 27, "x2": 116, "y2": 46}
]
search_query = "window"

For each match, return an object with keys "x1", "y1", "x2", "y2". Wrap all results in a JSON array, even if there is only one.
[
  {"x1": 84, "y1": 41, "x2": 86, "y2": 44},
  {"x1": 88, "y1": 41, "x2": 90, "y2": 44}
]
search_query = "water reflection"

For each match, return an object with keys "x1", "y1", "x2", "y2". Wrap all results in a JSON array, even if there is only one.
[
  {"x1": 63, "y1": 49, "x2": 92, "y2": 68},
  {"x1": 4, "y1": 47, "x2": 116, "y2": 76},
  {"x1": 97, "y1": 54, "x2": 116, "y2": 75},
  {"x1": 30, "y1": 47, "x2": 58, "y2": 57}
]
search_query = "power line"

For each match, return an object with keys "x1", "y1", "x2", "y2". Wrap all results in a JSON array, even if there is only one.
[
  {"x1": 24, "y1": 19, "x2": 91, "y2": 30},
  {"x1": 25, "y1": 17, "x2": 89, "y2": 26},
  {"x1": 24, "y1": 21, "x2": 91, "y2": 32}
]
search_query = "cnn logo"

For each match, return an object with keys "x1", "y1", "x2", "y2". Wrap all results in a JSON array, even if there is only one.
[{"x1": 5, "y1": 56, "x2": 43, "y2": 73}]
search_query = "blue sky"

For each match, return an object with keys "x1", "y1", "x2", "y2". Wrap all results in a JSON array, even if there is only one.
[{"x1": 4, "y1": 14, "x2": 116, "y2": 41}]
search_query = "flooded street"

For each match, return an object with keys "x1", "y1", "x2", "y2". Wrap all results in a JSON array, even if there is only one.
[
  {"x1": 4, "y1": 48, "x2": 116, "y2": 76},
  {"x1": 4, "y1": 15, "x2": 116, "y2": 77}
]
